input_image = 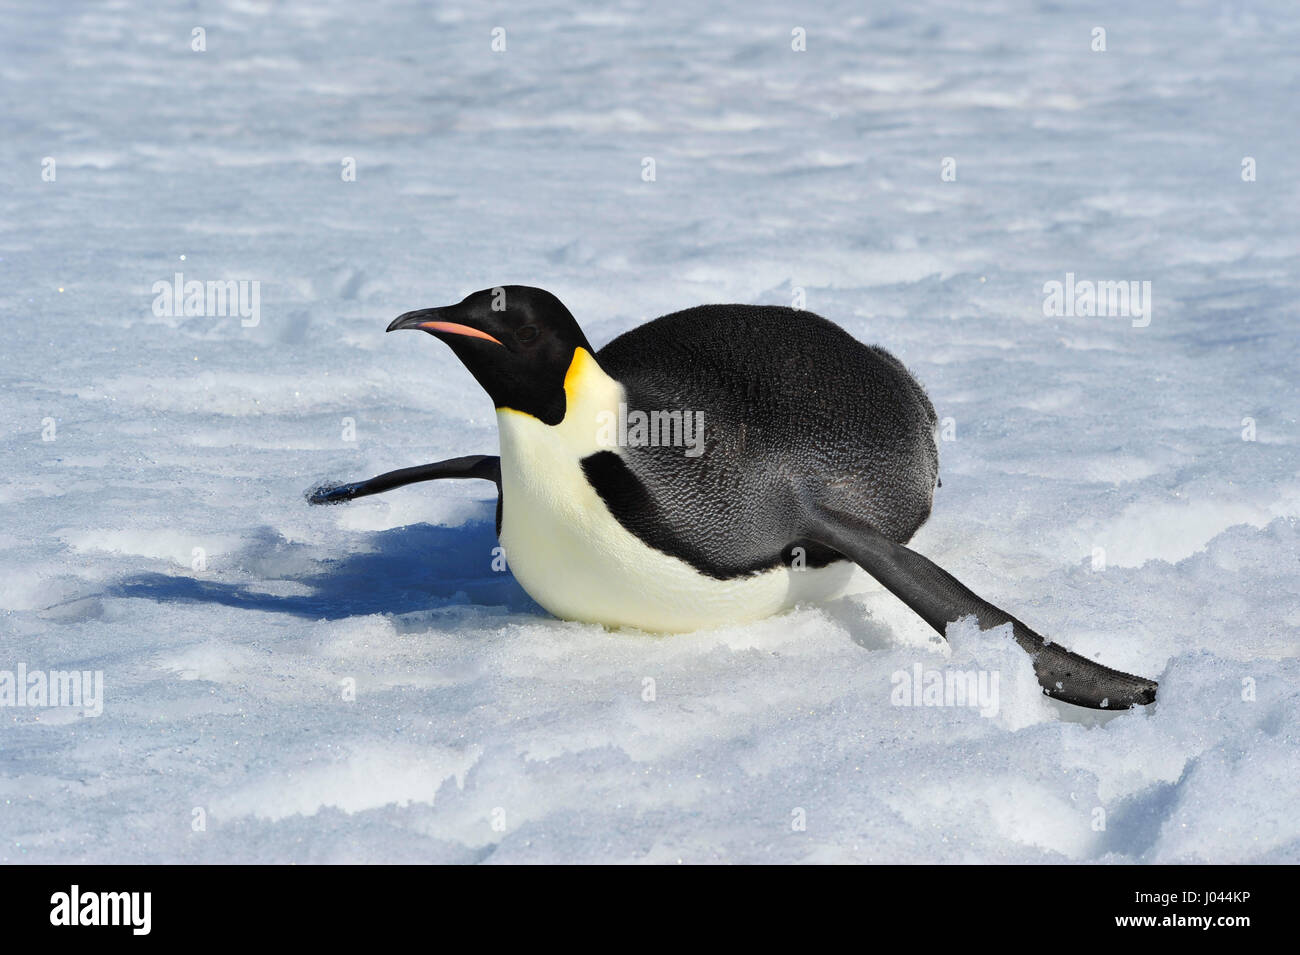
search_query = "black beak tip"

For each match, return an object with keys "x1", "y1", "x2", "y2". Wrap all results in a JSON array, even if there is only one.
[{"x1": 386, "y1": 312, "x2": 420, "y2": 333}]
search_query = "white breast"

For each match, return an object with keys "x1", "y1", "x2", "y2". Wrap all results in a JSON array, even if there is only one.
[{"x1": 494, "y1": 349, "x2": 859, "y2": 633}]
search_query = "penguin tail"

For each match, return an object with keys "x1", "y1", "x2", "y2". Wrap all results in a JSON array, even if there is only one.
[
  {"x1": 305, "y1": 454, "x2": 501, "y2": 505},
  {"x1": 805, "y1": 507, "x2": 1158, "y2": 710}
]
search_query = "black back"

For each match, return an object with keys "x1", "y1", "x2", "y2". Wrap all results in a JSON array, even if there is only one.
[{"x1": 584, "y1": 305, "x2": 939, "y2": 579}]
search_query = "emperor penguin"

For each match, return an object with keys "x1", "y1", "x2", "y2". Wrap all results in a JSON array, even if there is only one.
[{"x1": 309, "y1": 286, "x2": 1158, "y2": 710}]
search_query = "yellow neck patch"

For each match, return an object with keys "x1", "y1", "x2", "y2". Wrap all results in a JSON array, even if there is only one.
[
  {"x1": 563, "y1": 346, "x2": 599, "y2": 404},
  {"x1": 497, "y1": 347, "x2": 619, "y2": 429}
]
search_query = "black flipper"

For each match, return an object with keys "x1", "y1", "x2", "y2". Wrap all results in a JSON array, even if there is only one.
[
  {"x1": 806, "y1": 508, "x2": 1158, "y2": 710},
  {"x1": 306, "y1": 455, "x2": 501, "y2": 505}
]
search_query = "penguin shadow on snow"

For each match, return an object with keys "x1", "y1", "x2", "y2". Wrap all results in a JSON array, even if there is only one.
[
  {"x1": 1091, "y1": 779, "x2": 1180, "y2": 860},
  {"x1": 108, "y1": 520, "x2": 542, "y2": 622},
  {"x1": 815, "y1": 595, "x2": 912, "y2": 652},
  {"x1": 109, "y1": 523, "x2": 1138, "y2": 723}
]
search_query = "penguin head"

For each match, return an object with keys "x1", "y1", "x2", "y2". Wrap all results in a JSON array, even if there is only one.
[{"x1": 387, "y1": 286, "x2": 593, "y2": 425}]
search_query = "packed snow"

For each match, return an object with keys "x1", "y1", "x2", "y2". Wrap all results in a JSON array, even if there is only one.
[{"x1": 1, "y1": 0, "x2": 1297, "y2": 863}]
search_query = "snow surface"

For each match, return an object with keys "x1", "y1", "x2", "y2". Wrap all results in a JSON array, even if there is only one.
[{"x1": 2, "y1": 0, "x2": 1298, "y2": 863}]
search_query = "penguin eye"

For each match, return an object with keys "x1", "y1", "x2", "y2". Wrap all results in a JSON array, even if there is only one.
[{"x1": 515, "y1": 324, "x2": 539, "y2": 343}]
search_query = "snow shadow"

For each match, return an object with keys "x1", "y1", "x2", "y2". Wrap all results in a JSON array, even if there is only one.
[{"x1": 107, "y1": 521, "x2": 540, "y2": 621}]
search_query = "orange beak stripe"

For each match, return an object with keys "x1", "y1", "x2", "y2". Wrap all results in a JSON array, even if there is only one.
[{"x1": 417, "y1": 321, "x2": 504, "y2": 345}]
